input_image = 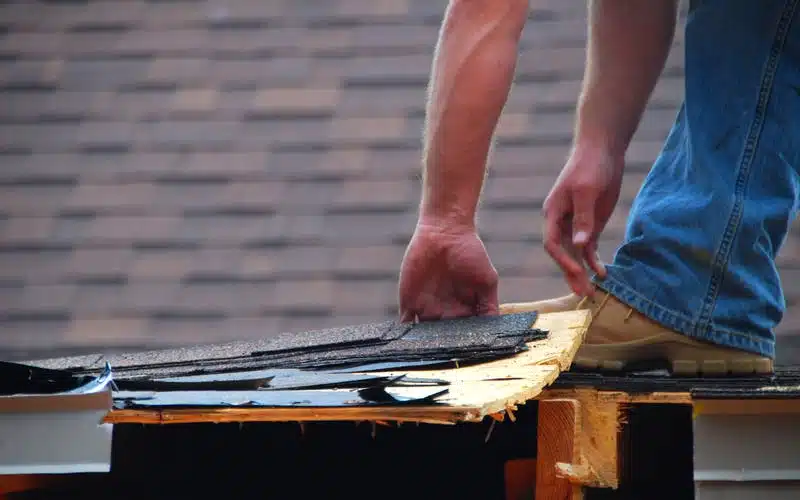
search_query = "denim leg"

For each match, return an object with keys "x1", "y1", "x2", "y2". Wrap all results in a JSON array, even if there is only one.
[{"x1": 594, "y1": 0, "x2": 800, "y2": 358}]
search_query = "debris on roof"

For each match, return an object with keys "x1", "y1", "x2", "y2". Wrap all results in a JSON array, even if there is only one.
[
  {"x1": 0, "y1": 360, "x2": 113, "y2": 397},
  {"x1": 20, "y1": 309, "x2": 591, "y2": 425},
  {"x1": 114, "y1": 374, "x2": 450, "y2": 410},
  {"x1": 0, "y1": 362, "x2": 114, "y2": 475}
]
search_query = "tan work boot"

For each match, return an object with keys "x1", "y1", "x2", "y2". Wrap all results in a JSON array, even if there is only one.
[{"x1": 530, "y1": 289, "x2": 774, "y2": 376}]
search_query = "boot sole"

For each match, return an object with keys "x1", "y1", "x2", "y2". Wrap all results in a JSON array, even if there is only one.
[
  {"x1": 573, "y1": 355, "x2": 774, "y2": 376},
  {"x1": 519, "y1": 291, "x2": 777, "y2": 376}
]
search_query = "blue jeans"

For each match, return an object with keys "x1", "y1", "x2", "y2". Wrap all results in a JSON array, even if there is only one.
[{"x1": 594, "y1": 0, "x2": 800, "y2": 359}]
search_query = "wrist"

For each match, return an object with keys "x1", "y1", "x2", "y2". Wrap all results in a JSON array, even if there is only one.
[
  {"x1": 574, "y1": 95, "x2": 634, "y2": 160},
  {"x1": 574, "y1": 133, "x2": 623, "y2": 159},
  {"x1": 417, "y1": 206, "x2": 477, "y2": 235},
  {"x1": 571, "y1": 137, "x2": 626, "y2": 167}
]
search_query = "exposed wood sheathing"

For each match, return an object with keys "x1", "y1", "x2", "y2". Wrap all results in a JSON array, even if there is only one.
[
  {"x1": 104, "y1": 309, "x2": 592, "y2": 425},
  {"x1": 553, "y1": 394, "x2": 620, "y2": 489},
  {"x1": 535, "y1": 393, "x2": 622, "y2": 499},
  {"x1": 543, "y1": 388, "x2": 692, "y2": 405},
  {"x1": 535, "y1": 399, "x2": 583, "y2": 500}
]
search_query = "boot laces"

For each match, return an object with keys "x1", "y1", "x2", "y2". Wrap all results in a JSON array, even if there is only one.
[{"x1": 574, "y1": 289, "x2": 634, "y2": 322}]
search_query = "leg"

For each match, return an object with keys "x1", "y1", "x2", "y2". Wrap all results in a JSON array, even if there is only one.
[{"x1": 537, "y1": 0, "x2": 800, "y2": 374}]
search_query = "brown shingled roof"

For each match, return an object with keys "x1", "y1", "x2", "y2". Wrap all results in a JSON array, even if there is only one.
[{"x1": 1, "y1": 0, "x2": 799, "y2": 364}]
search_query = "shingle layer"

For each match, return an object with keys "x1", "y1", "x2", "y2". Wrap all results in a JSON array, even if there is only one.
[{"x1": 1, "y1": 0, "x2": 799, "y2": 363}]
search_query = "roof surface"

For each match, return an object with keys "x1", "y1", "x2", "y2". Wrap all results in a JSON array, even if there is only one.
[{"x1": 1, "y1": 0, "x2": 799, "y2": 364}]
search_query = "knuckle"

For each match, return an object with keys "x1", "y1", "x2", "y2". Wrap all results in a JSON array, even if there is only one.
[
  {"x1": 571, "y1": 180, "x2": 597, "y2": 198},
  {"x1": 572, "y1": 211, "x2": 591, "y2": 228}
]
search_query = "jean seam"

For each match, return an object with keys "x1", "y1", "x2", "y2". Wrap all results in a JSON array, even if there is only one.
[
  {"x1": 594, "y1": 274, "x2": 775, "y2": 358},
  {"x1": 695, "y1": 0, "x2": 800, "y2": 338}
]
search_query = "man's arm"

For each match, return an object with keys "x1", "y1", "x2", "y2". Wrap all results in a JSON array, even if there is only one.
[
  {"x1": 398, "y1": 0, "x2": 527, "y2": 321},
  {"x1": 575, "y1": 0, "x2": 679, "y2": 157},
  {"x1": 419, "y1": 0, "x2": 529, "y2": 230},
  {"x1": 542, "y1": 0, "x2": 680, "y2": 296}
]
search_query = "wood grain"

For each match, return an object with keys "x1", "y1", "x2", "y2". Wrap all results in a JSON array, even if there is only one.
[
  {"x1": 536, "y1": 399, "x2": 583, "y2": 500},
  {"x1": 557, "y1": 392, "x2": 621, "y2": 489},
  {"x1": 693, "y1": 398, "x2": 800, "y2": 416},
  {"x1": 542, "y1": 389, "x2": 692, "y2": 405}
]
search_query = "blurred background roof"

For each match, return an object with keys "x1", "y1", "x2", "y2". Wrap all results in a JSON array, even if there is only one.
[{"x1": 1, "y1": 0, "x2": 799, "y2": 364}]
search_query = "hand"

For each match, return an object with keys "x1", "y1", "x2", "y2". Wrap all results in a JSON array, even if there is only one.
[
  {"x1": 398, "y1": 221, "x2": 499, "y2": 322},
  {"x1": 542, "y1": 144, "x2": 624, "y2": 296}
]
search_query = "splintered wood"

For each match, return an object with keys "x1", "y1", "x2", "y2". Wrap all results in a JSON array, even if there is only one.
[
  {"x1": 377, "y1": 309, "x2": 591, "y2": 420},
  {"x1": 536, "y1": 400, "x2": 582, "y2": 500},
  {"x1": 555, "y1": 393, "x2": 620, "y2": 489},
  {"x1": 536, "y1": 394, "x2": 622, "y2": 500},
  {"x1": 104, "y1": 309, "x2": 592, "y2": 425}
]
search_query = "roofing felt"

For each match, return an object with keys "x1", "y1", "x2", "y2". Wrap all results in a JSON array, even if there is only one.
[{"x1": 1, "y1": 0, "x2": 800, "y2": 364}]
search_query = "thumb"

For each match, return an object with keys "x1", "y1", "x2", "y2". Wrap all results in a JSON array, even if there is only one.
[
  {"x1": 571, "y1": 190, "x2": 596, "y2": 247},
  {"x1": 400, "y1": 309, "x2": 418, "y2": 323}
]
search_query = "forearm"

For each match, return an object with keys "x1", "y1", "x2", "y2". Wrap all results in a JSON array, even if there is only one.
[
  {"x1": 576, "y1": 0, "x2": 678, "y2": 157},
  {"x1": 419, "y1": 0, "x2": 528, "y2": 229}
]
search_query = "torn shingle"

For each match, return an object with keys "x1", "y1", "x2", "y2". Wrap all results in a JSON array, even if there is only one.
[{"x1": 43, "y1": 312, "x2": 543, "y2": 382}]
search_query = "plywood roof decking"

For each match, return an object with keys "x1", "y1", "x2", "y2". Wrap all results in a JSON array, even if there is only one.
[{"x1": 104, "y1": 309, "x2": 592, "y2": 425}]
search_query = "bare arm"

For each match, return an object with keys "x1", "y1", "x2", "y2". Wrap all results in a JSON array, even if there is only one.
[
  {"x1": 418, "y1": 0, "x2": 529, "y2": 230},
  {"x1": 400, "y1": 0, "x2": 526, "y2": 320},
  {"x1": 541, "y1": 0, "x2": 680, "y2": 296},
  {"x1": 576, "y1": 0, "x2": 679, "y2": 157}
]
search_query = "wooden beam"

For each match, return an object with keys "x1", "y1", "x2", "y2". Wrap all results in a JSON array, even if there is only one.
[
  {"x1": 104, "y1": 405, "x2": 472, "y2": 425},
  {"x1": 562, "y1": 391, "x2": 621, "y2": 489},
  {"x1": 543, "y1": 388, "x2": 692, "y2": 405},
  {"x1": 536, "y1": 399, "x2": 583, "y2": 500},
  {"x1": 693, "y1": 398, "x2": 800, "y2": 416},
  {"x1": 536, "y1": 390, "x2": 623, "y2": 499}
]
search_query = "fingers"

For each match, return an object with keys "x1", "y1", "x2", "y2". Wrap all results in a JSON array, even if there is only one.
[
  {"x1": 475, "y1": 280, "x2": 500, "y2": 317},
  {"x1": 570, "y1": 190, "x2": 596, "y2": 248},
  {"x1": 398, "y1": 258, "x2": 427, "y2": 322},
  {"x1": 404, "y1": 284, "x2": 498, "y2": 323},
  {"x1": 543, "y1": 198, "x2": 586, "y2": 280},
  {"x1": 398, "y1": 281, "x2": 416, "y2": 323},
  {"x1": 417, "y1": 304, "x2": 445, "y2": 322},
  {"x1": 544, "y1": 192, "x2": 606, "y2": 297},
  {"x1": 400, "y1": 296, "x2": 441, "y2": 322},
  {"x1": 570, "y1": 184, "x2": 609, "y2": 284},
  {"x1": 398, "y1": 288, "x2": 424, "y2": 323},
  {"x1": 400, "y1": 310, "x2": 417, "y2": 323},
  {"x1": 484, "y1": 282, "x2": 500, "y2": 316},
  {"x1": 403, "y1": 290, "x2": 445, "y2": 322},
  {"x1": 584, "y1": 241, "x2": 606, "y2": 279}
]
